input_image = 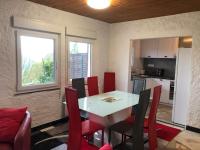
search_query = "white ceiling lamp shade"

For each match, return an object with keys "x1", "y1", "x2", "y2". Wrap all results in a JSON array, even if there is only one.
[{"x1": 87, "y1": 0, "x2": 111, "y2": 9}]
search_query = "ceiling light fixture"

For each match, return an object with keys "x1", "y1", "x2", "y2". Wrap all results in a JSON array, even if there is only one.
[
  {"x1": 183, "y1": 37, "x2": 192, "y2": 43},
  {"x1": 87, "y1": 0, "x2": 111, "y2": 9}
]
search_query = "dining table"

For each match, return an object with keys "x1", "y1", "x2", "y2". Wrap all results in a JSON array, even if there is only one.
[{"x1": 63, "y1": 90, "x2": 140, "y2": 145}]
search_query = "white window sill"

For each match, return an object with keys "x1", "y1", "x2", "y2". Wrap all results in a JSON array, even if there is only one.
[{"x1": 15, "y1": 86, "x2": 60, "y2": 95}]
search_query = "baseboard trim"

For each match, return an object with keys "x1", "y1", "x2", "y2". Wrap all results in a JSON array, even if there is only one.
[
  {"x1": 31, "y1": 117, "x2": 68, "y2": 132},
  {"x1": 157, "y1": 119, "x2": 184, "y2": 128},
  {"x1": 186, "y1": 126, "x2": 200, "y2": 133}
]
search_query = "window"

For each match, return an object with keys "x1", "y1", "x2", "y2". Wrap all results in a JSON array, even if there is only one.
[
  {"x1": 68, "y1": 37, "x2": 92, "y2": 82},
  {"x1": 17, "y1": 30, "x2": 59, "y2": 92}
]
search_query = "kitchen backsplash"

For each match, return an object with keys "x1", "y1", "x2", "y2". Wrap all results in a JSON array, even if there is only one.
[{"x1": 143, "y1": 58, "x2": 176, "y2": 80}]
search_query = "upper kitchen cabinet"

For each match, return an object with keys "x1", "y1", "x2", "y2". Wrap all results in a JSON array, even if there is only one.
[
  {"x1": 141, "y1": 37, "x2": 179, "y2": 58},
  {"x1": 157, "y1": 38, "x2": 179, "y2": 58},
  {"x1": 141, "y1": 39, "x2": 158, "y2": 58}
]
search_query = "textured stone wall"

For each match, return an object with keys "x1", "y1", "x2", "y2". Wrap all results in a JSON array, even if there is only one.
[
  {"x1": 0, "y1": 0, "x2": 109, "y2": 127},
  {"x1": 1, "y1": 0, "x2": 199, "y2": 129},
  {"x1": 108, "y1": 12, "x2": 200, "y2": 128}
]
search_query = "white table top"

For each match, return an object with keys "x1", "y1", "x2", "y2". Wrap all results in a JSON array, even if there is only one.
[{"x1": 74, "y1": 90, "x2": 139, "y2": 117}]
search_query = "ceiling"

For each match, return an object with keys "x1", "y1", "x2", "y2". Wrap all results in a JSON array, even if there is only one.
[{"x1": 28, "y1": 0, "x2": 200, "y2": 23}]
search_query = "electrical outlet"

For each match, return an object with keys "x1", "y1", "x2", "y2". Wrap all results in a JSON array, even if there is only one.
[{"x1": 148, "y1": 64, "x2": 154, "y2": 67}]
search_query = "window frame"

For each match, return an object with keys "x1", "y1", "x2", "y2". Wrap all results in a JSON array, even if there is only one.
[
  {"x1": 67, "y1": 36, "x2": 93, "y2": 84},
  {"x1": 16, "y1": 29, "x2": 59, "y2": 93}
]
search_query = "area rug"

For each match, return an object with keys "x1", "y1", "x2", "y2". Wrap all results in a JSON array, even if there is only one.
[
  {"x1": 32, "y1": 122, "x2": 181, "y2": 149},
  {"x1": 156, "y1": 123, "x2": 181, "y2": 141}
]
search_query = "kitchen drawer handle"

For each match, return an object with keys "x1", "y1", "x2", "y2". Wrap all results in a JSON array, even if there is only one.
[
  {"x1": 148, "y1": 56, "x2": 151, "y2": 58},
  {"x1": 164, "y1": 56, "x2": 167, "y2": 58}
]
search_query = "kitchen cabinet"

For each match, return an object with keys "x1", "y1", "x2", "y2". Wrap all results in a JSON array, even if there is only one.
[
  {"x1": 141, "y1": 39, "x2": 157, "y2": 58},
  {"x1": 141, "y1": 38, "x2": 178, "y2": 58},
  {"x1": 146, "y1": 78, "x2": 172, "y2": 104},
  {"x1": 157, "y1": 38, "x2": 178, "y2": 58},
  {"x1": 159, "y1": 79, "x2": 171, "y2": 104}
]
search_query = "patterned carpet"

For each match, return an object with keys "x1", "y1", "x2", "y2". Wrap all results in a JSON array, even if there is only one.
[
  {"x1": 32, "y1": 123, "x2": 68, "y2": 150},
  {"x1": 31, "y1": 120, "x2": 182, "y2": 150}
]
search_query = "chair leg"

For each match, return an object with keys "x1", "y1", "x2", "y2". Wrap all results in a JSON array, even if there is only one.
[
  {"x1": 108, "y1": 129, "x2": 111, "y2": 144},
  {"x1": 124, "y1": 134, "x2": 127, "y2": 143},
  {"x1": 101, "y1": 130, "x2": 104, "y2": 146},
  {"x1": 121, "y1": 134, "x2": 124, "y2": 144}
]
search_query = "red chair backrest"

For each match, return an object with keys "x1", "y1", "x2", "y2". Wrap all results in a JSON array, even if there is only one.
[
  {"x1": 103, "y1": 72, "x2": 116, "y2": 93},
  {"x1": 148, "y1": 85, "x2": 162, "y2": 150},
  {"x1": 65, "y1": 87, "x2": 82, "y2": 150},
  {"x1": 148, "y1": 85, "x2": 162, "y2": 126},
  {"x1": 87, "y1": 76, "x2": 99, "y2": 96}
]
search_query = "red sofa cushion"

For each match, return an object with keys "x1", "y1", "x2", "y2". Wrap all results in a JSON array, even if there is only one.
[
  {"x1": 0, "y1": 143, "x2": 12, "y2": 150},
  {"x1": 0, "y1": 107, "x2": 27, "y2": 143}
]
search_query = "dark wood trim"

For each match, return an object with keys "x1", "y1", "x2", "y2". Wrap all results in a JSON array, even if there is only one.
[
  {"x1": 186, "y1": 126, "x2": 200, "y2": 133},
  {"x1": 28, "y1": 0, "x2": 200, "y2": 23},
  {"x1": 31, "y1": 117, "x2": 68, "y2": 132}
]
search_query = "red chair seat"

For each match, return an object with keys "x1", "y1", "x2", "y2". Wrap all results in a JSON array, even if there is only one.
[
  {"x1": 81, "y1": 139, "x2": 112, "y2": 150},
  {"x1": 81, "y1": 138, "x2": 98, "y2": 150},
  {"x1": 125, "y1": 115, "x2": 134, "y2": 124},
  {"x1": 99, "y1": 144, "x2": 112, "y2": 150},
  {"x1": 144, "y1": 118, "x2": 149, "y2": 128},
  {"x1": 82, "y1": 120, "x2": 104, "y2": 136},
  {"x1": 126, "y1": 116, "x2": 148, "y2": 128},
  {"x1": 0, "y1": 143, "x2": 12, "y2": 150}
]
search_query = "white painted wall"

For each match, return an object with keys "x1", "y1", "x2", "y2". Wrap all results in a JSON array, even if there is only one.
[
  {"x1": 108, "y1": 12, "x2": 200, "y2": 128},
  {"x1": 0, "y1": 0, "x2": 109, "y2": 127}
]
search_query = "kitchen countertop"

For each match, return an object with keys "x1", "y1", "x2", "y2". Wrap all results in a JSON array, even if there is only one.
[{"x1": 131, "y1": 74, "x2": 174, "y2": 81}]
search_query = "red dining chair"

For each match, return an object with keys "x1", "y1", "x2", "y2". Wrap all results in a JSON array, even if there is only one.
[
  {"x1": 144, "y1": 85, "x2": 162, "y2": 150},
  {"x1": 87, "y1": 76, "x2": 99, "y2": 96},
  {"x1": 65, "y1": 87, "x2": 105, "y2": 149},
  {"x1": 103, "y1": 72, "x2": 116, "y2": 93},
  {"x1": 125, "y1": 85, "x2": 162, "y2": 150}
]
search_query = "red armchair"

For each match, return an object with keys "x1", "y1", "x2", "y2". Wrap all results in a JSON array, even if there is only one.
[{"x1": 0, "y1": 111, "x2": 31, "y2": 150}]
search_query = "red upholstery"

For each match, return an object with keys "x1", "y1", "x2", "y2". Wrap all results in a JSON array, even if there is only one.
[
  {"x1": 0, "y1": 119, "x2": 21, "y2": 142},
  {"x1": 87, "y1": 76, "x2": 99, "y2": 96},
  {"x1": 0, "y1": 107, "x2": 27, "y2": 122},
  {"x1": 81, "y1": 138, "x2": 98, "y2": 150},
  {"x1": 125, "y1": 115, "x2": 135, "y2": 124},
  {"x1": 103, "y1": 72, "x2": 116, "y2": 93},
  {"x1": 0, "y1": 143, "x2": 12, "y2": 150},
  {"x1": 65, "y1": 87, "x2": 109, "y2": 150},
  {"x1": 81, "y1": 140, "x2": 112, "y2": 150},
  {"x1": 126, "y1": 116, "x2": 148, "y2": 127},
  {"x1": 144, "y1": 118, "x2": 149, "y2": 128},
  {"x1": 65, "y1": 87, "x2": 82, "y2": 150},
  {"x1": 99, "y1": 144, "x2": 112, "y2": 150},
  {"x1": 82, "y1": 120, "x2": 104, "y2": 136},
  {"x1": 0, "y1": 107, "x2": 27, "y2": 143},
  {"x1": 146, "y1": 85, "x2": 162, "y2": 150},
  {"x1": 0, "y1": 111, "x2": 31, "y2": 150}
]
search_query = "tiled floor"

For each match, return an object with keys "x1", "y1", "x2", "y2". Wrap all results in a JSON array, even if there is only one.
[
  {"x1": 166, "y1": 131, "x2": 200, "y2": 150},
  {"x1": 157, "y1": 104, "x2": 173, "y2": 123},
  {"x1": 147, "y1": 103, "x2": 173, "y2": 123}
]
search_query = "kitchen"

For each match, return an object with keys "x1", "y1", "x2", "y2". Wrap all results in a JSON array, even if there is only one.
[{"x1": 128, "y1": 36, "x2": 192, "y2": 126}]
